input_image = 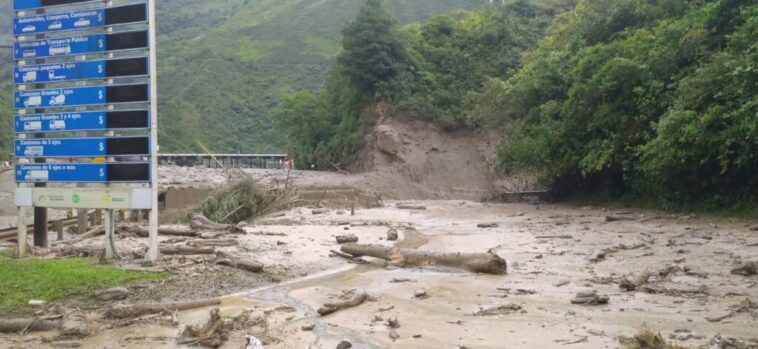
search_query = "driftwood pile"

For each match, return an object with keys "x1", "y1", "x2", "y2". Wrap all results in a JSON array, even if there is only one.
[{"x1": 52, "y1": 214, "x2": 265, "y2": 274}]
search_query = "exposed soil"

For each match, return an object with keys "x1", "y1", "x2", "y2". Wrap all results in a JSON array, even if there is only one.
[{"x1": 2, "y1": 198, "x2": 757, "y2": 348}]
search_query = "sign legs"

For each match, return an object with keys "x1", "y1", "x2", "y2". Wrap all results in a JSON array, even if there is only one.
[
  {"x1": 17, "y1": 206, "x2": 28, "y2": 257},
  {"x1": 104, "y1": 209, "x2": 115, "y2": 260}
]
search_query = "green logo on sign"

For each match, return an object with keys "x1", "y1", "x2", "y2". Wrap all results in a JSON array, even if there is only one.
[{"x1": 72, "y1": 194, "x2": 80, "y2": 204}]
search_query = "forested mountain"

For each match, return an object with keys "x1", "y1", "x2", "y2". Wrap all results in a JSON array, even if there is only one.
[
  {"x1": 154, "y1": 0, "x2": 488, "y2": 153},
  {"x1": 0, "y1": 0, "x2": 487, "y2": 159}
]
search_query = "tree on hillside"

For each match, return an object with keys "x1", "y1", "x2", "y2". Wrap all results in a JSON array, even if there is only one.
[{"x1": 338, "y1": 0, "x2": 411, "y2": 100}]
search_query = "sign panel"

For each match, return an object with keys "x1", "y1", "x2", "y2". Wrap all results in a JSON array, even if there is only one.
[
  {"x1": 14, "y1": 110, "x2": 150, "y2": 133},
  {"x1": 14, "y1": 4, "x2": 147, "y2": 36},
  {"x1": 14, "y1": 57, "x2": 149, "y2": 84},
  {"x1": 15, "y1": 137, "x2": 150, "y2": 158},
  {"x1": 15, "y1": 163, "x2": 150, "y2": 183},
  {"x1": 14, "y1": 9, "x2": 103, "y2": 35},
  {"x1": 13, "y1": 0, "x2": 99, "y2": 11},
  {"x1": 13, "y1": 31, "x2": 148, "y2": 60},
  {"x1": 30, "y1": 187, "x2": 135, "y2": 209},
  {"x1": 14, "y1": 84, "x2": 149, "y2": 109}
]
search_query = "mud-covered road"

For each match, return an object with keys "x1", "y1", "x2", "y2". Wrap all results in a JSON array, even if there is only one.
[{"x1": 4, "y1": 200, "x2": 757, "y2": 348}]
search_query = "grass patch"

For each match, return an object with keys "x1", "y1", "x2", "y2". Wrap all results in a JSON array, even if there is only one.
[{"x1": 0, "y1": 250, "x2": 163, "y2": 311}]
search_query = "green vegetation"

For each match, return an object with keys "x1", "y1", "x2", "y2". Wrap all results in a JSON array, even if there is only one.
[
  {"x1": 273, "y1": 0, "x2": 757, "y2": 212},
  {"x1": 153, "y1": 0, "x2": 487, "y2": 154},
  {"x1": 0, "y1": 251, "x2": 163, "y2": 310},
  {"x1": 478, "y1": 0, "x2": 758, "y2": 210},
  {"x1": 0, "y1": 1, "x2": 486, "y2": 158},
  {"x1": 273, "y1": 0, "x2": 571, "y2": 168},
  {"x1": 198, "y1": 177, "x2": 295, "y2": 223}
]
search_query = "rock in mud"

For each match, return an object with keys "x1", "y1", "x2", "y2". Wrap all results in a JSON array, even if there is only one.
[
  {"x1": 336, "y1": 340, "x2": 353, "y2": 349},
  {"x1": 386, "y1": 227, "x2": 398, "y2": 241},
  {"x1": 571, "y1": 290, "x2": 609, "y2": 305},
  {"x1": 619, "y1": 271, "x2": 651, "y2": 291},
  {"x1": 477, "y1": 222, "x2": 499, "y2": 228},
  {"x1": 301, "y1": 323, "x2": 315, "y2": 331},
  {"x1": 414, "y1": 289, "x2": 428, "y2": 299},
  {"x1": 731, "y1": 261, "x2": 757, "y2": 276},
  {"x1": 312, "y1": 209, "x2": 329, "y2": 215},
  {"x1": 336, "y1": 234, "x2": 359, "y2": 244},
  {"x1": 376, "y1": 125, "x2": 401, "y2": 156},
  {"x1": 93, "y1": 287, "x2": 129, "y2": 301}
]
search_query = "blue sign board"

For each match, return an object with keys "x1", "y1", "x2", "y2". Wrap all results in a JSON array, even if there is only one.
[
  {"x1": 15, "y1": 163, "x2": 150, "y2": 183},
  {"x1": 15, "y1": 111, "x2": 105, "y2": 133},
  {"x1": 16, "y1": 163, "x2": 107, "y2": 183},
  {"x1": 14, "y1": 60, "x2": 104, "y2": 84},
  {"x1": 15, "y1": 86, "x2": 104, "y2": 109},
  {"x1": 14, "y1": 110, "x2": 150, "y2": 133},
  {"x1": 13, "y1": 0, "x2": 99, "y2": 11},
  {"x1": 15, "y1": 137, "x2": 150, "y2": 158},
  {"x1": 14, "y1": 33, "x2": 104, "y2": 60},
  {"x1": 16, "y1": 138, "x2": 106, "y2": 158},
  {"x1": 14, "y1": 8, "x2": 103, "y2": 36},
  {"x1": 14, "y1": 84, "x2": 149, "y2": 109}
]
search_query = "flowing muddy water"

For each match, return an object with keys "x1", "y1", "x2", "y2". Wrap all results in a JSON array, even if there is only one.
[{"x1": 2, "y1": 201, "x2": 757, "y2": 348}]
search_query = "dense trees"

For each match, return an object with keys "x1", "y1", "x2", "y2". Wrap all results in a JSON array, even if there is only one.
[
  {"x1": 481, "y1": 0, "x2": 757, "y2": 209},
  {"x1": 338, "y1": 0, "x2": 412, "y2": 100},
  {"x1": 272, "y1": 0, "x2": 565, "y2": 167}
]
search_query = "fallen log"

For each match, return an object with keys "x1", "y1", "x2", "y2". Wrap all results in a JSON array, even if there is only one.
[
  {"x1": 340, "y1": 243, "x2": 507, "y2": 275},
  {"x1": 317, "y1": 290, "x2": 368, "y2": 316},
  {"x1": 56, "y1": 246, "x2": 103, "y2": 257},
  {"x1": 51, "y1": 225, "x2": 104, "y2": 246},
  {"x1": 215, "y1": 251, "x2": 264, "y2": 272},
  {"x1": 330, "y1": 250, "x2": 368, "y2": 264},
  {"x1": 190, "y1": 214, "x2": 243, "y2": 233},
  {"x1": 187, "y1": 239, "x2": 238, "y2": 247},
  {"x1": 160, "y1": 246, "x2": 215, "y2": 255},
  {"x1": 605, "y1": 215, "x2": 636, "y2": 222},
  {"x1": 731, "y1": 262, "x2": 757, "y2": 276},
  {"x1": 119, "y1": 224, "x2": 198, "y2": 237},
  {"x1": 0, "y1": 316, "x2": 63, "y2": 333},
  {"x1": 396, "y1": 204, "x2": 426, "y2": 210},
  {"x1": 104, "y1": 298, "x2": 222, "y2": 319}
]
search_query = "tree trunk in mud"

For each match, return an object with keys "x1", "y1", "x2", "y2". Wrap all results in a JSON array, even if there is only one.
[
  {"x1": 104, "y1": 298, "x2": 222, "y2": 319},
  {"x1": 160, "y1": 246, "x2": 215, "y2": 255},
  {"x1": 215, "y1": 251, "x2": 264, "y2": 272},
  {"x1": 340, "y1": 244, "x2": 507, "y2": 275},
  {"x1": 190, "y1": 214, "x2": 243, "y2": 233},
  {"x1": 51, "y1": 225, "x2": 104, "y2": 246},
  {"x1": 119, "y1": 224, "x2": 198, "y2": 237},
  {"x1": 0, "y1": 317, "x2": 62, "y2": 333}
]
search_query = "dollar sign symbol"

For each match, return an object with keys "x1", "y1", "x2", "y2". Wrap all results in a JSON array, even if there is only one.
[
  {"x1": 99, "y1": 168, "x2": 105, "y2": 177},
  {"x1": 99, "y1": 142, "x2": 104, "y2": 152},
  {"x1": 98, "y1": 64, "x2": 103, "y2": 74},
  {"x1": 98, "y1": 90, "x2": 103, "y2": 100},
  {"x1": 99, "y1": 115, "x2": 104, "y2": 125},
  {"x1": 98, "y1": 39, "x2": 103, "y2": 49}
]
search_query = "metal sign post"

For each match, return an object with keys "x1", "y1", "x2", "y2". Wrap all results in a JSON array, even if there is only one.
[
  {"x1": 145, "y1": 0, "x2": 159, "y2": 263},
  {"x1": 11, "y1": 0, "x2": 159, "y2": 262}
]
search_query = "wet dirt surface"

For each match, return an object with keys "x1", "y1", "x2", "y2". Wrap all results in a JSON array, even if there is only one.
[{"x1": 2, "y1": 201, "x2": 757, "y2": 348}]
